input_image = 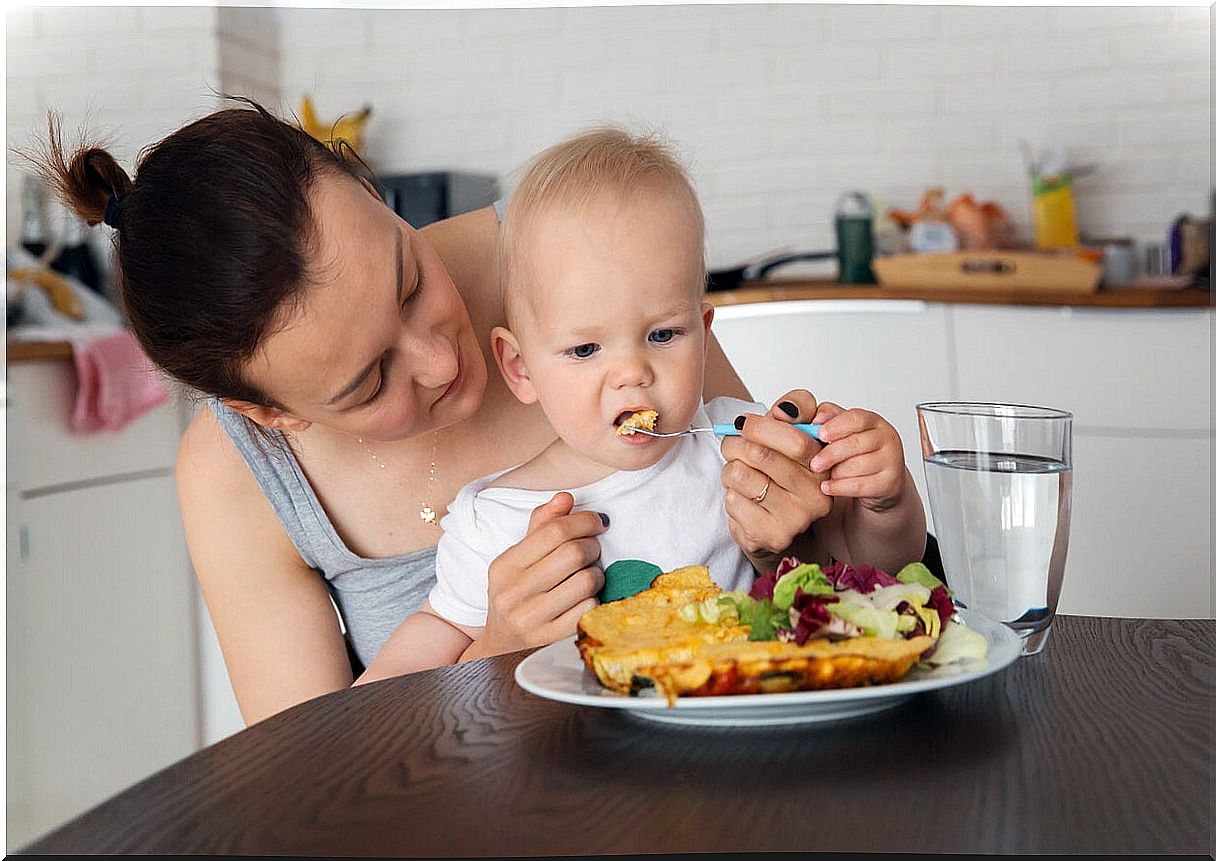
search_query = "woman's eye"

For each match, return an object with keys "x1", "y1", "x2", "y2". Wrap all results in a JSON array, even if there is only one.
[
  {"x1": 567, "y1": 343, "x2": 599, "y2": 359},
  {"x1": 364, "y1": 373, "x2": 386, "y2": 405},
  {"x1": 649, "y1": 328, "x2": 678, "y2": 344},
  {"x1": 404, "y1": 271, "x2": 424, "y2": 307}
]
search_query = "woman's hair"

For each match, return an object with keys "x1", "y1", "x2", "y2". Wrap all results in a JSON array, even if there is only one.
[
  {"x1": 497, "y1": 125, "x2": 706, "y2": 326},
  {"x1": 27, "y1": 98, "x2": 364, "y2": 406}
]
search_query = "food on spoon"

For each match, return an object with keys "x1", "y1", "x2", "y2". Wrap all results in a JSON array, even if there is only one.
[
  {"x1": 615, "y1": 409, "x2": 658, "y2": 436},
  {"x1": 576, "y1": 558, "x2": 986, "y2": 705}
]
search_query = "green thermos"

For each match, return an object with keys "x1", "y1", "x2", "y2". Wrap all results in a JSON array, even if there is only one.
[{"x1": 835, "y1": 191, "x2": 876, "y2": 284}]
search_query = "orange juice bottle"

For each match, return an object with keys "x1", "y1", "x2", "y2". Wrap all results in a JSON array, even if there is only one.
[{"x1": 1032, "y1": 173, "x2": 1079, "y2": 250}]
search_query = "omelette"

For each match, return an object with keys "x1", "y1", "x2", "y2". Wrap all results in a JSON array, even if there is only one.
[
  {"x1": 615, "y1": 409, "x2": 658, "y2": 436},
  {"x1": 576, "y1": 566, "x2": 938, "y2": 705}
]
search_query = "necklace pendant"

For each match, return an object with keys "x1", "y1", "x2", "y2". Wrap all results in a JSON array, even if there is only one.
[{"x1": 419, "y1": 504, "x2": 437, "y2": 525}]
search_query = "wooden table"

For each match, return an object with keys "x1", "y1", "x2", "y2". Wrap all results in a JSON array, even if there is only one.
[{"x1": 20, "y1": 616, "x2": 1212, "y2": 856}]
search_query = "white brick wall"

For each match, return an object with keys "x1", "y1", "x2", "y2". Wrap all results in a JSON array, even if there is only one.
[
  {"x1": 5, "y1": 5, "x2": 280, "y2": 252},
  {"x1": 7, "y1": 4, "x2": 1210, "y2": 270},
  {"x1": 279, "y1": 3, "x2": 1210, "y2": 266}
]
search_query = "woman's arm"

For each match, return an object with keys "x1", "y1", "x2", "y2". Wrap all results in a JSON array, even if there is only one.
[{"x1": 176, "y1": 408, "x2": 354, "y2": 727}]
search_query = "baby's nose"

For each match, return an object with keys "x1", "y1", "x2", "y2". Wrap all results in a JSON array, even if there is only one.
[{"x1": 609, "y1": 353, "x2": 654, "y2": 388}]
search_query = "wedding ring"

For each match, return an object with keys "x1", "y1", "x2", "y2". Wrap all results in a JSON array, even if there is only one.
[{"x1": 751, "y1": 481, "x2": 770, "y2": 504}]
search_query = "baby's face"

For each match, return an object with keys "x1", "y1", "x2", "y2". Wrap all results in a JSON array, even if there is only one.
[{"x1": 510, "y1": 190, "x2": 711, "y2": 472}]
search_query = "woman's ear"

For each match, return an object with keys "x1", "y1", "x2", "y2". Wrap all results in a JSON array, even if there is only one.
[
  {"x1": 491, "y1": 326, "x2": 538, "y2": 405},
  {"x1": 223, "y1": 399, "x2": 313, "y2": 433}
]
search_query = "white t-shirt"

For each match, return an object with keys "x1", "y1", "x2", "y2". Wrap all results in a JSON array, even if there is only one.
[{"x1": 428, "y1": 396, "x2": 764, "y2": 627}]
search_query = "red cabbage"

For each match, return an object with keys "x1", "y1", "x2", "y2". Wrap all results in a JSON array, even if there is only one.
[
  {"x1": 749, "y1": 571, "x2": 778, "y2": 601},
  {"x1": 822, "y1": 562, "x2": 899, "y2": 593},
  {"x1": 791, "y1": 591, "x2": 840, "y2": 645},
  {"x1": 928, "y1": 585, "x2": 955, "y2": 627}
]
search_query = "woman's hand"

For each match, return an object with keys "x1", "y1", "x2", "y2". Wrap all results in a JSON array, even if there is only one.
[
  {"x1": 809, "y1": 402, "x2": 909, "y2": 511},
  {"x1": 719, "y1": 390, "x2": 833, "y2": 573},
  {"x1": 463, "y1": 492, "x2": 606, "y2": 660}
]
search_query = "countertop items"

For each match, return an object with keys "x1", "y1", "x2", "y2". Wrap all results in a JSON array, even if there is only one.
[
  {"x1": 703, "y1": 277, "x2": 1210, "y2": 309},
  {"x1": 20, "y1": 616, "x2": 1210, "y2": 855}
]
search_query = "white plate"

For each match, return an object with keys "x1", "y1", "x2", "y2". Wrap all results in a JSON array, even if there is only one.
[{"x1": 514, "y1": 609, "x2": 1022, "y2": 727}]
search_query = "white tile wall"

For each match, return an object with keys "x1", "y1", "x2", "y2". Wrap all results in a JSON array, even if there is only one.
[
  {"x1": 5, "y1": 5, "x2": 281, "y2": 252},
  {"x1": 273, "y1": 3, "x2": 1209, "y2": 267},
  {"x1": 10, "y1": 5, "x2": 1208, "y2": 267}
]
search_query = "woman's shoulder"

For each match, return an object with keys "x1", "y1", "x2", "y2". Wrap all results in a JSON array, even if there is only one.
[
  {"x1": 177, "y1": 403, "x2": 265, "y2": 508},
  {"x1": 420, "y1": 205, "x2": 499, "y2": 300}
]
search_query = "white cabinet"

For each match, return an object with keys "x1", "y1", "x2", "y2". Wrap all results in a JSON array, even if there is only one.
[
  {"x1": 711, "y1": 300, "x2": 1212, "y2": 619},
  {"x1": 951, "y1": 305, "x2": 1212, "y2": 618},
  {"x1": 4, "y1": 358, "x2": 205, "y2": 850},
  {"x1": 713, "y1": 300, "x2": 952, "y2": 525}
]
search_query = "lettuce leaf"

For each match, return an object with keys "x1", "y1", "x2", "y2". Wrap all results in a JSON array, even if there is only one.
[
  {"x1": 921, "y1": 619, "x2": 988, "y2": 666},
  {"x1": 827, "y1": 601, "x2": 900, "y2": 639},
  {"x1": 896, "y1": 562, "x2": 953, "y2": 597},
  {"x1": 772, "y1": 563, "x2": 834, "y2": 610}
]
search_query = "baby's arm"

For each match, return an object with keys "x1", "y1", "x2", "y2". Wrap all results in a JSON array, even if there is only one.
[{"x1": 355, "y1": 603, "x2": 481, "y2": 685}]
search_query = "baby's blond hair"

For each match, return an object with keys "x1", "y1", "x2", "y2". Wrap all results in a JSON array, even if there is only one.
[{"x1": 498, "y1": 126, "x2": 706, "y2": 327}]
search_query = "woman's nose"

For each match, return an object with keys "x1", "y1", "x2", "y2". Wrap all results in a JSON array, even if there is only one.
[{"x1": 401, "y1": 331, "x2": 457, "y2": 389}]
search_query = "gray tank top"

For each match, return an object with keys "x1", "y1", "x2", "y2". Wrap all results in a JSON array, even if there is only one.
[
  {"x1": 208, "y1": 400, "x2": 436, "y2": 668},
  {"x1": 207, "y1": 199, "x2": 506, "y2": 667}
]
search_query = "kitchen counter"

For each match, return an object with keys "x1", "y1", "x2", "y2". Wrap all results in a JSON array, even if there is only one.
[
  {"x1": 6, "y1": 280, "x2": 1210, "y2": 366},
  {"x1": 706, "y1": 278, "x2": 1212, "y2": 308},
  {"x1": 6, "y1": 281, "x2": 1209, "y2": 366},
  {"x1": 6, "y1": 339, "x2": 75, "y2": 362}
]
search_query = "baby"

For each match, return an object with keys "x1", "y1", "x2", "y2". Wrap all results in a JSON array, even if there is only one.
[{"x1": 361, "y1": 127, "x2": 924, "y2": 679}]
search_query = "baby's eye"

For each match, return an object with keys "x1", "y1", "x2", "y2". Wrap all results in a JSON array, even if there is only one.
[
  {"x1": 649, "y1": 328, "x2": 679, "y2": 344},
  {"x1": 566, "y1": 343, "x2": 599, "y2": 359}
]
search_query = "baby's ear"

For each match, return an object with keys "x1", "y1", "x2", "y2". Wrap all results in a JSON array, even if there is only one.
[
  {"x1": 491, "y1": 326, "x2": 538, "y2": 405},
  {"x1": 700, "y1": 301, "x2": 715, "y2": 336}
]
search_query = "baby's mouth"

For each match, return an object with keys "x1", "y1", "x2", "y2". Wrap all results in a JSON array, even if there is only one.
[{"x1": 614, "y1": 408, "x2": 659, "y2": 437}]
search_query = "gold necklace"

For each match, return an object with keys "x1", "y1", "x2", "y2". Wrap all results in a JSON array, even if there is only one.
[{"x1": 357, "y1": 430, "x2": 441, "y2": 525}]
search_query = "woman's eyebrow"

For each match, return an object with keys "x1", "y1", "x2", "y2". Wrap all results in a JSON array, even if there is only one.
[{"x1": 326, "y1": 231, "x2": 404, "y2": 406}]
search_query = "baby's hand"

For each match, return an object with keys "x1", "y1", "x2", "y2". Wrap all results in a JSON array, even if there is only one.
[{"x1": 810, "y1": 402, "x2": 909, "y2": 512}]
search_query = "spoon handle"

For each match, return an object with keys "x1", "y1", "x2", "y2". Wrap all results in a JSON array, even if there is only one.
[{"x1": 711, "y1": 423, "x2": 823, "y2": 441}]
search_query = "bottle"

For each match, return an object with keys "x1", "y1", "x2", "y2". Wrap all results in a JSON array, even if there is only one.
[
  {"x1": 834, "y1": 191, "x2": 876, "y2": 284},
  {"x1": 1031, "y1": 172, "x2": 1079, "y2": 250},
  {"x1": 20, "y1": 175, "x2": 50, "y2": 259},
  {"x1": 50, "y1": 207, "x2": 103, "y2": 294}
]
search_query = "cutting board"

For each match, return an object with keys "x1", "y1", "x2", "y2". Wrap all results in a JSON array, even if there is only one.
[{"x1": 873, "y1": 251, "x2": 1101, "y2": 294}]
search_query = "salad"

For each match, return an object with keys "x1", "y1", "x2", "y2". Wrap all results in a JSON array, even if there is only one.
[{"x1": 677, "y1": 556, "x2": 988, "y2": 667}]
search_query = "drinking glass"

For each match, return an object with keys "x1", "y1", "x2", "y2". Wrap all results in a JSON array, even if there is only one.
[{"x1": 916, "y1": 402, "x2": 1073, "y2": 655}]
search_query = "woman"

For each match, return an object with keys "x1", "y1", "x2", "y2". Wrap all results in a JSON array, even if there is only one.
[{"x1": 35, "y1": 101, "x2": 769, "y2": 725}]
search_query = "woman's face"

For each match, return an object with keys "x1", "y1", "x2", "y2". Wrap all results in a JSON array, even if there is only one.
[{"x1": 242, "y1": 171, "x2": 488, "y2": 442}]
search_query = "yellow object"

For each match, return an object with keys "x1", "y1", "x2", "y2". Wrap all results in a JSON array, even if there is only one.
[
  {"x1": 615, "y1": 409, "x2": 658, "y2": 436},
  {"x1": 299, "y1": 95, "x2": 372, "y2": 155},
  {"x1": 9, "y1": 266, "x2": 84, "y2": 320},
  {"x1": 1032, "y1": 174, "x2": 1079, "y2": 250}
]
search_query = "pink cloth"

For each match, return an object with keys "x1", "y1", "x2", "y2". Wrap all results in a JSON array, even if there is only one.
[{"x1": 70, "y1": 330, "x2": 169, "y2": 433}]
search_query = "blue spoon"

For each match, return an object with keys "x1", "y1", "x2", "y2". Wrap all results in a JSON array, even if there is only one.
[{"x1": 626, "y1": 422, "x2": 823, "y2": 441}]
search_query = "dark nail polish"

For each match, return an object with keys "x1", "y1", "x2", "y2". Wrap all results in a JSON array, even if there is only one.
[
  {"x1": 733, "y1": 415, "x2": 747, "y2": 431},
  {"x1": 778, "y1": 400, "x2": 799, "y2": 418},
  {"x1": 598, "y1": 512, "x2": 610, "y2": 527}
]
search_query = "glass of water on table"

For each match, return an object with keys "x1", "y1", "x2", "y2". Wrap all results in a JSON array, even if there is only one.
[{"x1": 915, "y1": 402, "x2": 1073, "y2": 656}]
